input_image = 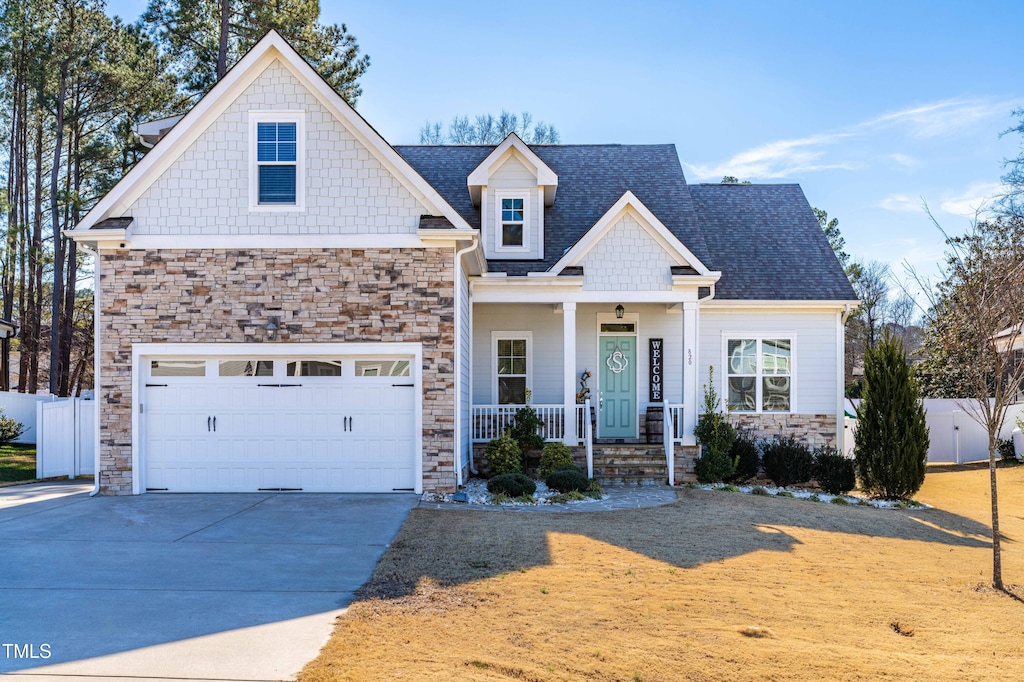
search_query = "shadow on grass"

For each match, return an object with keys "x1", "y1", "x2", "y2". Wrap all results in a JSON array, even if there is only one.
[{"x1": 362, "y1": 488, "x2": 997, "y2": 599}]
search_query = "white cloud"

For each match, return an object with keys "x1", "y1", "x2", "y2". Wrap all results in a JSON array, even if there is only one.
[
  {"x1": 878, "y1": 194, "x2": 925, "y2": 213},
  {"x1": 886, "y1": 153, "x2": 920, "y2": 169},
  {"x1": 861, "y1": 99, "x2": 1015, "y2": 138},
  {"x1": 686, "y1": 96, "x2": 1019, "y2": 182},
  {"x1": 684, "y1": 132, "x2": 857, "y2": 181},
  {"x1": 937, "y1": 181, "x2": 1006, "y2": 217}
]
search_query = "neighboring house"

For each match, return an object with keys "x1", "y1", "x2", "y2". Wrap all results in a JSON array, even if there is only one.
[{"x1": 68, "y1": 31, "x2": 857, "y2": 495}]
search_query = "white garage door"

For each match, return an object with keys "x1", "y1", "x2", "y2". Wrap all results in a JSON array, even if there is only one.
[{"x1": 142, "y1": 355, "x2": 417, "y2": 493}]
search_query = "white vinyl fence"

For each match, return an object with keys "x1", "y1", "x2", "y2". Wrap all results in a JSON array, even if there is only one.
[
  {"x1": 36, "y1": 398, "x2": 95, "y2": 479},
  {"x1": 0, "y1": 390, "x2": 59, "y2": 443},
  {"x1": 846, "y1": 398, "x2": 1024, "y2": 464}
]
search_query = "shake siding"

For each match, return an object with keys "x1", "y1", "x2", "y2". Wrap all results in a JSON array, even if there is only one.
[
  {"x1": 483, "y1": 155, "x2": 542, "y2": 260},
  {"x1": 579, "y1": 215, "x2": 675, "y2": 291},
  {"x1": 127, "y1": 60, "x2": 427, "y2": 235},
  {"x1": 698, "y1": 308, "x2": 838, "y2": 415}
]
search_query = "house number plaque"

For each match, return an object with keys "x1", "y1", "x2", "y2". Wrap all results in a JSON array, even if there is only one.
[{"x1": 649, "y1": 338, "x2": 663, "y2": 402}]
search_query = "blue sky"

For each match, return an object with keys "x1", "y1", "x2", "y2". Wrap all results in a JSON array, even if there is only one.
[{"x1": 108, "y1": 0, "x2": 1023, "y2": 292}]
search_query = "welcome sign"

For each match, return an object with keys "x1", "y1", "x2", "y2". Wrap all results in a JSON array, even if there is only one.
[{"x1": 649, "y1": 338, "x2": 663, "y2": 402}]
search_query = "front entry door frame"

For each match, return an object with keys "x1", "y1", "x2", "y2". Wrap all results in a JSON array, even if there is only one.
[{"x1": 596, "y1": 312, "x2": 639, "y2": 439}]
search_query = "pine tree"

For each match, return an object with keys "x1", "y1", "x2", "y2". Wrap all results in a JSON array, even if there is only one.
[{"x1": 854, "y1": 331, "x2": 929, "y2": 500}]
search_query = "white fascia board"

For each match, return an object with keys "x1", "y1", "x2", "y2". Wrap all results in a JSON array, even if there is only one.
[
  {"x1": 702, "y1": 299, "x2": 862, "y2": 310},
  {"x1": 547, "y1": 191, "x2": 712, "y2": 276},
  {"x1": 671, "y1": 273, "x2": 722, "y2": 288},
  {"x1": 65, "y1": 228, "x2": 127, "y2": 243},
  {"x1": 99, "y1": 234, "x2": 468, "y2": 251},
  {"x1": 72, "y1": 30, "x2": 470, "y2": 234},
  {"x1": 472, "y1": 287, "x2": 710, "y2": 304},
  {"x1": 417, "y1": 228, "x2": 479, "y2": 243},
  {"x1": 467, "y1": 133, "x2": 558, "y2": 206}
]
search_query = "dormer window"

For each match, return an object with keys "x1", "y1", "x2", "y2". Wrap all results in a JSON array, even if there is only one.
[
  {"x1": 501, "y1": 198, "x2": 524, "y2": 247},
  {"x1": 249, "y1": 111, "x2": 305, "y2": 211},
  {"x1": 495, "y1": 191, "x2": 529, "y2": 252}
]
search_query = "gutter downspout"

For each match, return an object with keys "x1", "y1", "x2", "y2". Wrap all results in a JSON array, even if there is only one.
[
  {"x1": 453, "y1": 236, "x2": 480, "y2": 487},
  {"x1": 838, "y1": 303, "x2": 853, "y2": 455}
]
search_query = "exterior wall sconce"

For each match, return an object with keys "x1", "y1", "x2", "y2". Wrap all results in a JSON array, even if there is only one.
[
  {"x1": 615, "y1": 304, "x2": 625, "y2": 319},
  {"x1": 265, "y1": 316, "x2": 281, "y2": 341}
]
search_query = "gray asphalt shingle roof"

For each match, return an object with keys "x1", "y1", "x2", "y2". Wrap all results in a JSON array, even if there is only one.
[{"x1": 395, "y1": 144, "x2": 855, "y2": 301}]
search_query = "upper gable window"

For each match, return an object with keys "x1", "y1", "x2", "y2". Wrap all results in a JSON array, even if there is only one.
[
  {"x1": 494, "y1": 192, "x2": 529, "y2": 252},
  {"x1": 249, "y1": 112, "x2": 305, "y2": 211}
]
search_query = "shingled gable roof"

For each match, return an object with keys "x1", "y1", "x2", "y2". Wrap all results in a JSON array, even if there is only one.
[{"x1": 395, "y1": 144, "x2": 857, "y2": 301}]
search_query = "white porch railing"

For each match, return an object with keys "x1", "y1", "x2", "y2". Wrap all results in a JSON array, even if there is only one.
[
  {"x1": 471, "y1": 404, "x2": 570, "y2": 443},
  {"x1": 663, "y1": 402, "x2": 685, "y2": 486},
  {"x1": 581, "y1": 400, "x2": 593, "y2": 478}
]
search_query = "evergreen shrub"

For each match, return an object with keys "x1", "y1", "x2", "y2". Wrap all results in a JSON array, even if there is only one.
[
  {"x1": 762, "y1": 438, "x2": 813, "y2": 487},
  {"x1": 485, "y1": 433, "x2": 523, "y2": 476},
  {"x1": 487, "y1": 473, "x2": 536, "y2": 497},
  {"x1": 813, "y1": 446, "x2": 857, "y2": 494},
  {"x1": 538, "y1": 442, "x2": 575, "y2": 477},
  {"x1": 854, "y1": 332, "x2": 929, "y2": 500}
]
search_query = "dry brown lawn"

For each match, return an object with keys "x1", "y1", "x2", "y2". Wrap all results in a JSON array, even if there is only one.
[{"x1": 301, "y1": 465, "x2": 1024, "y2": 682}]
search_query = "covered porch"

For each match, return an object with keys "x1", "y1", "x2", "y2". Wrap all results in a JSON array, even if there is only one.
[{"x1": 469, "y1": 300, "x2": 700, "y2": 482}]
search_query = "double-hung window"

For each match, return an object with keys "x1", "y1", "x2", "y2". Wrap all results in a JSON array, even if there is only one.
[
  {"x1": 726, "y1": 337, "x2": 792, "y2": 412},
  {"x1": 493, "y1": 333, "x2": 531, "y2": 404},
  {"x1": 250, "y1": 113, "x2": 304, "y2": 210},
  {"x1": 494, "y1": 192, "x2": 529, "y2": 252}
]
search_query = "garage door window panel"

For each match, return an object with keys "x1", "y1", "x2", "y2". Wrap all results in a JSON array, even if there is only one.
[
  {"x1": 150, "y1": 359, "x2": 206, "y2": 377},
  {"x1": 355, "y1": 359, "x2": 411, "y2": 377},
  {"x1": 219, "y1": 359, "x2": 274, "y2": 377},
  {"x1": 287, "y1": 360, "x2": 342, "y2": 377}
]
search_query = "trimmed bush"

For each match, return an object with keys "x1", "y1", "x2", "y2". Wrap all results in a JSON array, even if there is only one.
[
  {"x1": 485, "y1": 433, "x2": 523, "y2": 476},
  {"x1": 854, "y1": 332, "x2": 929, "y2": 500},
  {"x1": 728, "y1": 435, "x2": 760, "y2": 482},
  {"x1": 694, "y1": 367, "x2": 738, "y2": 483},
  {"x1": 762, "y1": 438, "x2": 813, "y2": 487},
  {"x1": 510, "y1": 405, "x2": 545, "y2": 456},
  {"x1": 997, "y1": 438, "x2": 1017, "y2": 462},
  {"x1": 545, "y1": 468, "x2": 590, "y2": 493},
  {"x1": 487, "y1": 473, "x2": 536, "y2": 497},
  {"x1": 813, "y1": 446, "x2": 857, "y2": 495},
  {"x1": 538, "y1": 442, "x2": 575, "y2": 478},
  {"x1": 0, "y1": 408, "x2": 25, "y2": 446}
]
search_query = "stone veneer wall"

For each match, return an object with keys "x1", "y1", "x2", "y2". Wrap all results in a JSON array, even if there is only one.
[
  {"x1": 99, "y1": 247, "x2": 455, "y2": 495},
  {"x1": 729, "y1": 414, "x2": 837, "y2": 448}
]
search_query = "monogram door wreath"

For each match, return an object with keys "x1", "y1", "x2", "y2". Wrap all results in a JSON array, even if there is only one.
[{"x1": 605, "y1": 342, "x2": 629, "y2": 374}]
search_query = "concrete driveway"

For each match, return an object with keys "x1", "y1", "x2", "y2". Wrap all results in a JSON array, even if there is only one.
[{"x1": 0, "y1": 481, "x2": 417, "y2": 681}]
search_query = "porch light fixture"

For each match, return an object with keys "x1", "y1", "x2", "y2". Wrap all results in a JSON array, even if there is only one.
[
  {"x1": 265, "y1": 316, "x2": 281, "y2": 341},
  {"x1": 615, "y1": 304, "x2": 625, "y2": 319}
]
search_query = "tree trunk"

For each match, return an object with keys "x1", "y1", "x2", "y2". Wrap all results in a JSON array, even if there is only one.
[
  {"x1": 217, "y1": 0, "x2": 230, "y2": 80},
  {"x1": 49, "y1": 59, "x2": 68, "y2": 396},
  {"x1": 989, "y1": 436, "x2": 1004, "y2": 590}
]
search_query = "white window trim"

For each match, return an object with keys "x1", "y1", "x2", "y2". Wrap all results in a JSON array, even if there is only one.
[
  {"x1": 491, "y1": 331, "x2": 533, "y2": 403},
  {"x1": 248, "y1": 111, "x2": 306, "y2": 212},
  {"x1": 494, "y1": 191, "x2": 530, "y2": 253},
  {"x1": 720, "y1": 333, "x2": 797, "y2": 414}
]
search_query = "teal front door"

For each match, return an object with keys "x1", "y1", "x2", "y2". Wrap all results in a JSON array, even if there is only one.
[{"x1": 599, "y1": 336, "x2": 637, "y2": 438}]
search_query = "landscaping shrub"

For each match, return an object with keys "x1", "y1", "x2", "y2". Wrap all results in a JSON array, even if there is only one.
[
  {"x1": 728, "y1": 435, "x2": 760, "y2": 482},
  {"x1": 997, "y1": 438, "x2": 1017, "y2": 462},
  {"x1": 854, "y1": 331, "x2": 929, "y2": 500},
  {"x1": 510, "y1": 405, "x2": 545, "y2": 456},
  {"x1": 538, "y1": 442, "x2": 575, "y2": 478},
  {"x1": 545, "y1": 467, "x2": 590, "y2": 493},
  {"x1": 0, "y1": 409, "x2": 26, "y2": 446},
  {"x1": 761, "y1": 438, "x2": 813, "y2": 487},
  {"x1": 487, "y1": 473, "x2": 536, "y2": 497},
  {"x1": 694, "y1": 367, "x2": 738, "y2": 483},
  {"x1": 485, "y1": 433, "x2": 523, "y2": 476},
  {"x1": 813, "y1": 446, "x2": 857, "y2": 495}
]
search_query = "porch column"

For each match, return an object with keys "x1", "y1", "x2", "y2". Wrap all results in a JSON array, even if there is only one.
[
  {"x1": 682, "y1": 301, "x2": 698, "y2": 445},
  {"x1": 562, "y1": 302, "x2": 578, "y2": 444}
]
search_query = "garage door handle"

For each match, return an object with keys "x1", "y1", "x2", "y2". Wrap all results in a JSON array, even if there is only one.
[
  {"x1": 207, "y1": 416, "x2": 211, "y2": 432},
  {"x1": 257, "y1": 383, "x2": 303, "y2": 387},
  {"x1": 213, "y1": 416, "x2": 217, "y2": 432},
  {"x1": 392, "y1": 383, "x2": 414, "y2": 387}
]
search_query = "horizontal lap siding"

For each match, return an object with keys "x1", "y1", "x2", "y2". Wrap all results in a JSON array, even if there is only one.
[
  {"x1": 698, "y1": 308, "x2": 838, "y2": 415},
  {"x1": 472, "y1": 304, "x2": 563, "y2": 404}
]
